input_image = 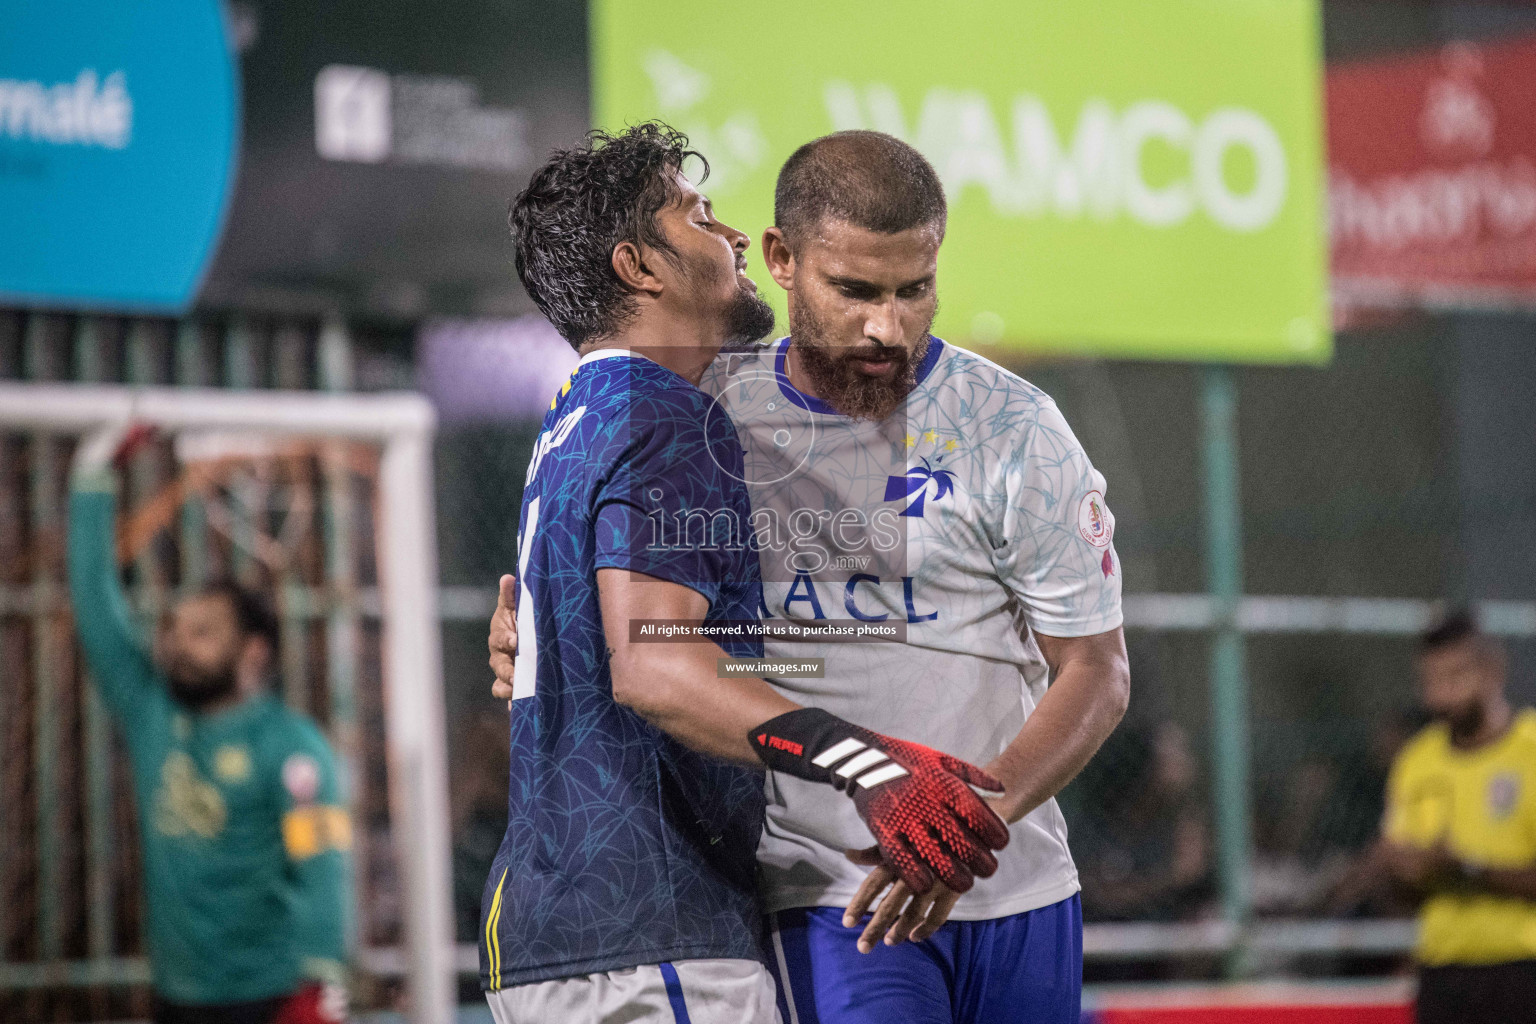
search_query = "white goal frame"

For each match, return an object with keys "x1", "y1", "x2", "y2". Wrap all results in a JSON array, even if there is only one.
[{"x1": 0, "y1": 382, "x2": 455, "y2": 1024}]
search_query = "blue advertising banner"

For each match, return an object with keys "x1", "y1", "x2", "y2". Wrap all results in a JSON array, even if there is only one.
[{"x1": 0, "y1": 1, "x2": 238, "y2": 312}]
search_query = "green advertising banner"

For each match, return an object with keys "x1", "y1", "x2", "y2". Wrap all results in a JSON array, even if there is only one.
[{"x1": 593, "y1": 0, "x2": 1329, "y2": 364}]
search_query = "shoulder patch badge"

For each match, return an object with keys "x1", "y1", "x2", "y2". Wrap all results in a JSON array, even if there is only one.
[
  {"x1": 283, "y1": 753, "x2": 322, "y2": 805},
  {"x1": 1077, "y1": 490, "x2": 1114, "y2": 548},
  {"x1": 1489, "y1": 772, "x2": 1521, "y2": 820}
]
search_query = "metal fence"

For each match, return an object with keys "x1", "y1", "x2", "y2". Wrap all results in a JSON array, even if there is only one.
[
  {"x1": 0, "y1": 310, "x2": 413, "y2": 1020},
  {"x1": 5, "y1": 305, "x2": 1530, "y2": 1014}
]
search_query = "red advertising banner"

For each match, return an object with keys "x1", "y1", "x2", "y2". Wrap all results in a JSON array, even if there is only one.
[{"x1": 1328, "y1": 38, "x2": 1536, "y2": 312}]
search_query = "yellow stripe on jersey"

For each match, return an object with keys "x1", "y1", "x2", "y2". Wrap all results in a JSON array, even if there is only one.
[
  {"x1": 281, "y1": 805, "x2": 353, "y2": 861},
  {"x1": 1386, "y1": 708, "x2": 1536, "y2": 966},
  {"x1": 486, "y1": 867, "x2": 509, "y2": 990},
  {"x1": 549, "y1": 376, "x2": 574, "y2": 410}
]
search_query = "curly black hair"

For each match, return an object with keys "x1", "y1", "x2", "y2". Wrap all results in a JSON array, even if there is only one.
[
  {"x1": 1420, "y1": 607, "x2": 1482, "y2": 653},
  {"x1": 509, "y1": 122, "x2": 708, "y2": 348}
]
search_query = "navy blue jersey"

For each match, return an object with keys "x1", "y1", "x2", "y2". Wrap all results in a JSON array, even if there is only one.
[{"x1": 480, "y1": 351, "x2": 767, "y2": 990}]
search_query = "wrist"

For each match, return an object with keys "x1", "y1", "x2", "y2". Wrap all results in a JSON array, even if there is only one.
[
  {"x1": 979, "y1": 753, "x2": 1028, "y2": 822},
  {"x1": 748, "y1": 708, "x2": 907, "y2": 791},
  {"x1": 69, "y1": 465, "x2": 118, "y2": 493},
  {"x1": 300, "y1": 957, "x2": 347, "y2": 987},
  {"x1": 1449, "y1": 859, "x2": 1486, "y2": 890}
]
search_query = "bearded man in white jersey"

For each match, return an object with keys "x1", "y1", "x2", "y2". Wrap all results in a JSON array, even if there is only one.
[{"x1": 493, "y1": 130, "x2": 1129, "y2": 1024}]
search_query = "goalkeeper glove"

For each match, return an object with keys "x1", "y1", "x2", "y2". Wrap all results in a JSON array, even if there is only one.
[
  {"x1": 750, "y1": 707, "x2": 1010, "y2": 894},
  {"x1": 272, "y1": 982, "x2": 348, "y2": 1024},
  {"x1": 71, "y1": 421, "x2": 155, "y2": 486}
]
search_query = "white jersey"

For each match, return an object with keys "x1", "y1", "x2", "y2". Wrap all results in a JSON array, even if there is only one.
[{"x1": 699, "y1": 337, "x2": 1123, "y2": 921}]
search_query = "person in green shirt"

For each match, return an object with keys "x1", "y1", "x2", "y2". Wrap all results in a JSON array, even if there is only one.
[{"x1": 67, "y1": 424, "x2": 352, "y2": 1024}]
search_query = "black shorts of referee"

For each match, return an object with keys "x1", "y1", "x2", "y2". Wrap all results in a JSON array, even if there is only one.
[{"x1": 1417, "y1": 959, "x2": 1536, "y2": 1024}]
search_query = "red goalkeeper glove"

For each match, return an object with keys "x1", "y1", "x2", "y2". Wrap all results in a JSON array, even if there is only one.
[
  {"x1": 750, "y1": 708, "x2": 1010, "y2": 894},
  {"x1": 272, "y1": 982, "x2": 348, "y2": 1024},
  {"x1": 71, "y1": 421, "x2": 157, "y2": 481}
]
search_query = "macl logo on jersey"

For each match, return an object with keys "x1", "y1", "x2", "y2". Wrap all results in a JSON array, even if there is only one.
[
  {"x1": 884, "y1": 458, "x2": 957, "y2": 518},
  {"x1": 774, "y1": 571, "x2": 940, "y2": 624}
]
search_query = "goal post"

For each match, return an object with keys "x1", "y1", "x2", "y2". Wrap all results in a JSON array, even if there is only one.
[{"x1": 0, "y1": 382, "x2": 455, "y2": 1024}]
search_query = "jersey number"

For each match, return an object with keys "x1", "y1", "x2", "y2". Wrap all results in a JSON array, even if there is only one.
[
  {"x1": 511, "y1": 496, "x2": 539, "y2": 701},
  {"x1": 511, "y1": 405, "x2": 585, "y2": 702}
]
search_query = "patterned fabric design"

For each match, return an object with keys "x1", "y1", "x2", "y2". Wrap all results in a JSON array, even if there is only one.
[{"x1": 480, "y1": 354, "x2": 768, "y2": 989}]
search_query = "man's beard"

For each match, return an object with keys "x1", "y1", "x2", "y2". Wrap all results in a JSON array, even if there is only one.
[
  {"x1": 165, "y1": 658, "x2": 239, "y2": 711},
  {"x1": 682, "y1": 247, "x2": 775, "y2": 353},
  {"x1": 1434, "y1": 701, "x2": 1486, "y2": 744},
  {"x1": 720, "y1": 283, "x2": 776, "y2": 352},
  {"x1": 790, "y1": 300, "x2": 930, "y2": 421}
]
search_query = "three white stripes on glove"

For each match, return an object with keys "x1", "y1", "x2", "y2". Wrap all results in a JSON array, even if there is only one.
[{"x1": 812, "y1": 737, "x2": 911, "y2": 790}]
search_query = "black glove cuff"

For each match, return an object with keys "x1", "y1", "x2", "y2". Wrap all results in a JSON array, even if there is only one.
[
  {"x1": 750, "y1": 708, "x2": 850, "y2": 783},
  {"x1": 750, "y1": 707, "x2": 909, "y2": 793}
]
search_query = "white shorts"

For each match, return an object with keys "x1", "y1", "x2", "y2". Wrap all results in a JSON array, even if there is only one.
[{"x1": 485, "y1": 958, "x2": 782, "y2": 1024}]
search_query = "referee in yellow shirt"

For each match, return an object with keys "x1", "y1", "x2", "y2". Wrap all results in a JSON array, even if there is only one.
[{"x1": 1383, "y1": 610, "x2": 1536, "y2": 1023}]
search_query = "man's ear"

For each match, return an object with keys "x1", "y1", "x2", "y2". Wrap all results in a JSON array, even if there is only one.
[
  {"x1": 761, "y1": 227, "x2": 796, "y2": 291},
  {"x1": 611, "y1": 240, "x2": 665, "y2": 297}
]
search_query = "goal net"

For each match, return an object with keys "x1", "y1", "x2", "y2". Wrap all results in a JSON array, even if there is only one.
[{"x1": 0, "y1": 382, "x2": 453, "y2": 1024}]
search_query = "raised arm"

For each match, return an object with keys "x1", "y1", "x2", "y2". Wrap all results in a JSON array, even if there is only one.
[{"x1": 66, "y1": 425, "x2": 163, "y2": 727}]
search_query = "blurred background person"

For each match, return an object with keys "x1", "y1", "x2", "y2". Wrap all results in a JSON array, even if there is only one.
[
  {"x1": 1324, "y1": 710, "x2": 1425, "y2": 921},
  {"x1": 66, "y1": 424, "x2": 352, "y2": 1024},
  {"x1": 1070, "y1": 720, "x2": 1213, "y2": 924},
  {"x1": 1382, "y1": 610, "x2": 1536, "y2": 1024}
]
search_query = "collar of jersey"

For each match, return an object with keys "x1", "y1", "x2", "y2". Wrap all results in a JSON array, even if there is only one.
[
  {"x1": 773, "y1": 335, "x2": 946, "y2": 417},
  {"x1": 577, "y1": 347, "x2": 641, "y2": 367},
  {"x1": 181, "y1": 691, "x2": 276, "y2": 731}
]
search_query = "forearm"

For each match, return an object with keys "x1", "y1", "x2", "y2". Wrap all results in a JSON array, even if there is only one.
[
  {"x1": 1380, "y1": 839, "x2": 1536, "y2": 900},
  {"x1": 1381, "y1": 840, "x2": 1431, "y2": 889},
  {"x1": 986, "y1": 642, "x2": 1129, "y2": 824},
  {"x1": 66, "y1": 481, "x2": 157, "y2": 705},
  {"x1": 612, "y1": 642, "x2": 799, "y2": 765},
  {"x1": 1476, "y1": 865, "x2": 1536, "y2": 900},
  {"x1": 596, "y1": 570, "x2": 1008, "y2": 895},
  {"x1": 290, "y1": 852, "x2": 350, "y2": 980}
]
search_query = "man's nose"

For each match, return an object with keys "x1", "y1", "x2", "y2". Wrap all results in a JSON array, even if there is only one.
[{"x1": 864, "y1": 298, "x2": 900, "y2": 346}]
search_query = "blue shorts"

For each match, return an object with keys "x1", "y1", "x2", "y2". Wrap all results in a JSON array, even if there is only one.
[{"x1": 766, "y1": 894, "x2": 1082, "y2": 1024}]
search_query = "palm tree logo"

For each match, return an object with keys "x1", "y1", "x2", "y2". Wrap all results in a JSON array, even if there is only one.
[{"x1": 884, "y1": 458, "x2": 957, "y2": 518}]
